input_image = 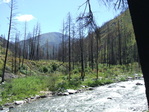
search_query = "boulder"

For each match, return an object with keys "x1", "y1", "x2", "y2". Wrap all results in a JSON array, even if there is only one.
[
  {"x1": 136, "y1": 82, "x2": 143, "y2": 86},
  {"x1": 9, "y1": 106, "x2": 14, "y2": 109},
  {"x1": 40, "y1": 95, "x2": 47, "y2": 98},
  {"x1": 15, "y1": 101, "x2": 25, "y2": 105},
  {"x1": 57, "y1": 92, "x2": 63, "y2": 96},
  {"x1": 107, "y1": 97, "x2": 112, "y2": 100},
  {"x1": 0, "y1": 105, "x2": 3, "y2": 110},
  {"x1": 4, "y1": 103, "x2": 14, "y2": 106},
  {"x1": 35, "y1": 95, "x2": 41, "y2": 99},
  {"x1": 63, "y1": 92, "x2": 69, "y2": 96},
  {"x1": 87, "y1": 87, "x2": 94, "y2": 90},
  {"x1": 67, "y1": 89, "x2": 77, "y2": 94}
]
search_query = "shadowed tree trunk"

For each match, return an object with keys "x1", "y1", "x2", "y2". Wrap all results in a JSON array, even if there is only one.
[
  {"x1": 1, "y1": 0, "x2": 14, "y2": 83},
  {"x1": 127, "y1": 0, "x2": 149, "y2": 107}
]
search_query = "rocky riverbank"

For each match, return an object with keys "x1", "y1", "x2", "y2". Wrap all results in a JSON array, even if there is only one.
[
  {"x1": 0, "y1": 74, "x2": 143, "y2": 112},
  {"x1": 0, "y1": 85, "x2": 94, "y2": 111},
  {"x1": 9, "y1": 78, "x2": 147, "y2": 112}
]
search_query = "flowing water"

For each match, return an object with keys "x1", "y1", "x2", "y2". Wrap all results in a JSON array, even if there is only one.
[{"x1": 3, "y1": 79, "x2": 148, "y2": 112}]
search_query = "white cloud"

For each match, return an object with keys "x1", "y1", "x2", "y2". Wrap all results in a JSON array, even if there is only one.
[
  {"x1": 0, "y1": 0, "x2": 11, "y2": 3},
  {"x1": 3, "y1": 0, "x2": 11, "y2": 3},
  {"x1": 15, "y1": 14, "x2": 35, "y2": 22}
]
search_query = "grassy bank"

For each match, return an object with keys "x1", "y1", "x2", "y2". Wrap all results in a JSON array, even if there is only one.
[{"x1": 0, "y1": 59, "x2": 142, "y2": 105}]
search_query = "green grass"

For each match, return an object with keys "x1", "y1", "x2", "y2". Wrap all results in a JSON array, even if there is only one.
[
  {"x1": 0, "y1": 59, "x2": 142, "y2": 105},
  {"x1": 0, "y1": 75, "x2": 58, "y2": 105}
]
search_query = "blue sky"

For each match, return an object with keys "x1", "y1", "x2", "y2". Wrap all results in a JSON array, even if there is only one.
[{"x1": 0, "y1": 0, "x2": 122, "y2": 39}]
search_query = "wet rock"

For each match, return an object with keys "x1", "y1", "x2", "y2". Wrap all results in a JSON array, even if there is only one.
[
  {"x1": 136, "y1": 82, "x2": 143, "y2": 86},
  {"x1": 63, "y1": 92, "x2": 69, "y2": 96},
  {"x1": 0, "y1": 105, "x2": 3, "y2": 110},
  {"x1": 108, "y1": 85, "x2": 112, "y2": 88},
  {"x1": 108, "y1": 85, "x2": 116, "y2": 88},
  {"x1": 87, "y1": 87, "x2": 94, "y2": 90},
  {"x1": 9, "y1": 106, "x2": 14, "y2": 109},
  {"x1": 57, "y1": 92, "x2": 63, "y2": 96},
  {"x1": 25, "y1": 98, "x2": 31, "y2": 103},
  {"x1": 40, "y1": 95, "x2": 47, "y2": 98},
  {"x1": 67, "y1": 89, "x2": 77, "y2": 94},
  {"x1": 4, "y1": 103, "x2": 14, "y2": 106},
  {"x1": 15, "y1": 101, "x2": 25, "y2": 105},
  {"x1": 35, "y1": 95, "x2": 41, "y2": 99},
  {"x1": 30, "y1": 97, "x2": 34, "y2": 99},
  {"x1": 107, "y1": 97, "x2": 112, "y2": 100},
  {"x1": 120, "y1": 86, "x2": 126, "y2": 88}
]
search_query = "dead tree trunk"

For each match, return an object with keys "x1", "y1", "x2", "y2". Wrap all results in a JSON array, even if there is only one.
[{"x1": 1, "y1": 0, "x2": 14, "y2": 83}]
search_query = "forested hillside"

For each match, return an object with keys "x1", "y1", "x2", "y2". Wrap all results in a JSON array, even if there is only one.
[
  {"x1": 0, "y1": 9, "x2": 141, "y2": 106},
  {"x1": 57, "y1": 9, "x2": 138, "y2": 70}
]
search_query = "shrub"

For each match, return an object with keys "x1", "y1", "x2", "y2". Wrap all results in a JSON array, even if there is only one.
[
  {"x1": 43, "y1": 66, "x2": 48, "y2": 73},
  {"x1": 39, "y1": 66, "x2": 49, "y2": 73},
  {"x1": 51, "y1": 63, "x2": 57, "y2": 71},
  {"x1": 46, "y1": 75, "x2": 58, "y2": 91},
  {"x1": 72, "y1": 68, "x2": 79, "y2": 74}
]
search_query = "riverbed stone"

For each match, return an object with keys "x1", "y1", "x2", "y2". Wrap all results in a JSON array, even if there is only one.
[
  {"x1": 9, "y1": 106, "x2": 14, "y2": 109},
  {"x1": 40, "y1": 95, "x2": 47, "y2": 98},
  {"x1": 0, "y1": 105, "x2": 3, "y2": 110},
  {"x1": 87, "y1": 87, "x2": 94, "y2": 90},
  {"x1": 57, "y1": 92, "x2": 63, "y2": 96},
  {"x1": 107, "y1": 97, "x2": 112, "y2": 100},
  {"x1": 4, "y1": 103, "x2": 14, "y2": 106},
  {"x1": 34, "y1": 95, "x2": 41, "y2": 99},
  {"x1": 15, "y1": 101, "x2": 25, "y2": 105},
  {"x1": 63, "y1": 92, "x2": 69, "y2": 96},
  {"x1": 120, "y1": 86, "x2": 126, "y2": 88},
  {"x1": 67, "y1": 89, "x2": 77, "y2": 94},
  {"x1": 136, "y1": 82, "x2": 143, "y2": 86}
]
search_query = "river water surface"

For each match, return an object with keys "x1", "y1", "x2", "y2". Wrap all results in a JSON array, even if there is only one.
[{"x1": 6, "y1": 79, "x2": 148, "y2": 112}]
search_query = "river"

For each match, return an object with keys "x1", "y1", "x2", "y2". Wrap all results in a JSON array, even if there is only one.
[{"x1": 2, "y1": 79, "x2": 148, "y2": 112}]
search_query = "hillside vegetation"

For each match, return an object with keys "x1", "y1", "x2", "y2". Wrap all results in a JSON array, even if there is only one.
[{"x1": 0, "y1": 9, "x2": 142, "y2": 105}]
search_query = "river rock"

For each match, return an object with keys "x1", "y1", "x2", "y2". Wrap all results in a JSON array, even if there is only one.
[
  {"x1": 107, "y1": 97, "x2": 112, "y2": 100},
  {"x1": 136, "y1": 82, "x2": 143, "y2": 85},
  {"x1": 15, "y1": 101, "x2": 25, "y2": 105},
  {"x1": 120, "y1": 86, "x2": 126, "y2": 88},
  {"x1": 87, "y1": 87, "x2": 94, "y2": 90},
  {"x1": 30, "y1": 96, "x2": 35, "y2": 99},
  {"x1": 67, "y1": 89, "x2": 77, "y2": 94},
  {"x1": 9, "y1": 106, "x2": 14, "y2": 109},
  {"x1": 63, "y1": 92, "x2": 69, "y2": 96},
  {"x1": 0, "y1": 105, "x2": 3, "y2": 110},
  {"x1": 57, "y1": 92, "x2": 63, "y2": 96},
  {"x1": 40, "y1": 95, "x2": 47, "y2": 98},
  {"x1": 35, "y1": 95, "x2": 41, "y2": 99},
  {"x1": 4, "y1": 103, "x2": 14, "y2": 106}
]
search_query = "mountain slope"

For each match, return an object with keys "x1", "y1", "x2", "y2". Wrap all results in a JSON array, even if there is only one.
[{"x1": 39, "y1": 32, "x2": 63, "y2": 46}]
